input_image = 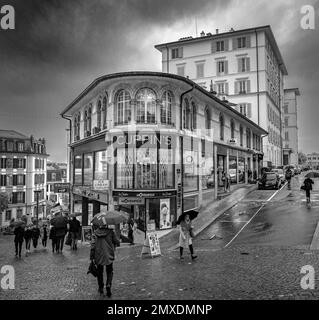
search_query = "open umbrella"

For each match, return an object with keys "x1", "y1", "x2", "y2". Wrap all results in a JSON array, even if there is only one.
[
  {"x1": 92, "y1": 211, "x2": 130, "y2": 227},
  {"x1": 176, "y1": 209, "x2": 200, "y2": 225}
]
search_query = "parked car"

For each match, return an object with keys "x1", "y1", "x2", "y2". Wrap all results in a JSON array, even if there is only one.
[
  {"x1": 271, "y1": 169, "x2": 285, "y2": 184},
  {"x1": 258, "y1": 172, "x2": 281, "y2": 190}
]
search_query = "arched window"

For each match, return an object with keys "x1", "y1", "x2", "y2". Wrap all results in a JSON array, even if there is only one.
[
  {"x1": 102, "y1": 95, "x2": 107, "y2": 128},
  {"x1": 239, "y1": 125, "x2": 243, "y2": 146},
  {"x1": 219, "y1": 113, "x2": 224, "y2": 140},
  {"x1": 73, "y1": 115, "x2": 77, "y2": 140},
  {"x1": 97, "y1": 100, "x2": 102, "y2": 129},
  {"x1": 246, "y1": 128, "x2": 251, "y2": 148},
  {"x1": 161, "y1": 91, "x2": 172, "y2": 125},
  {"x1": 84, "y1": 110, "x2": 88, "y2": 135},
  {"x1": 230, "y1": 119, "x2": 235, "y2": 139},
  {"x1": 205, "y1": 107, "x2": 211, "y2": 136},
  {"x1": 183, "y1": 98, "x2": 191, "y2": 130},
  {"x1": 116, "y1": 90, "x2": 131, "y2": 125},
  {"x1": 136, "y1": 88, "x2": 156, "y2": 124},
  {"x1": 88, "y1": 105, "x2": 92, "y2": 134},
  {"x1": 192, "y1": 102, "x2": 197, "y2": 130}
]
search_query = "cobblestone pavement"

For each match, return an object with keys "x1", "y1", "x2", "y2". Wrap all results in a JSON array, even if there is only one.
[{"x1": 1, "y1": 234, "x2": 319, "y2": 300}]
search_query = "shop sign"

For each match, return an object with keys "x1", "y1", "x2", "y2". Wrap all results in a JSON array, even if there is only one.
[
  {"x1": 93, "y1": 180, "x2": 109, "y2": 191},
  {"x1": 53, "y1": 183, "x2": 70, "y2": 193},
  {"x1": 177, "y1": 183, "x2": 182, "y2": 209},
  {"x1": 73, "y1": 186, "x2": 108, "y2": 204},
  {"x1": 119, "y1": 197, "x2": 144, "y2": 205},
  {"x1": 113, "y1": 190, "x2": 176, "y2": 198}
]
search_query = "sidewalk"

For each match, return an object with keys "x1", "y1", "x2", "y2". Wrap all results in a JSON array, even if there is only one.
[{"x1": 159, "y1": 183, "x2": 258, "y2": 250}]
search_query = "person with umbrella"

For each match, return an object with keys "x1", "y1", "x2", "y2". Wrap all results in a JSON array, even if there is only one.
[
  {"x1": 50, "y1": 211, "x2": 68, "y2": 253},
  {"x1": 176, "y1": 211, "x2": 198, "y2": 260},
  {"x1": 302, "y1": 175, "x2": 314, "y2": 204},
  {"x1": 10, "y1": 217, "x2": 26, "y2": 258},
  {"x1": 90, "y1": 211, "x2": 123, "y2": 297}
]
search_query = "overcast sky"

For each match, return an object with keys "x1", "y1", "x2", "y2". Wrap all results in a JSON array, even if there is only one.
[{"x1": 0, "y1": 0, "x2": 318, "y2": 161}]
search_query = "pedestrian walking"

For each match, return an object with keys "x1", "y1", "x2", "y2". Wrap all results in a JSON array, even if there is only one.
[
  {"x1": 24, "y1": 225, "x2": 33, "y2": 255},
  {"x1": 285, "y1": 167, "x2": 293, "y2": 189},
  {"x1": 32, "y1": 224, "x2": 41, "y2": 249},
  {"x1": 49, "y1": 225, "x2": 57, "y2": 253},
  {"x1": 222, "y1": 170, "x2": 227, "y2": 192},
  {"x1": 41, "y1": 225, "x2": 48, "y2": 248},
  {"x1": 90, "y1": 225, "x2": 120, "y2": 297},
  {"x1": 13, "y1": 225, "x2": 24, "y2": 258},
  {"x1": 178, "y1": 213, "x2": 197, "y2": 260},
  {"x1": 128, "y1": 217, "x2": 135, "y2": 245},
  {"x1": 69, "y1": 216, "x2": 81, "y2": 250},
  {"x1": 303, "y1": 176, "x2": 314, "y2": 204},
  {"x1": 51, "y1": 212, "x2": 68, "y2": 253}
]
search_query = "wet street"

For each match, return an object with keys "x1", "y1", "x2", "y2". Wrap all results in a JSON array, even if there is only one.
[{"x1": 194, "y1": 173, "x2": 319, "y2": 250}]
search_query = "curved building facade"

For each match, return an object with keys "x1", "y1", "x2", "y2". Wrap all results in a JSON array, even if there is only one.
[{"x1": 61, "y1": 72, "x2": 267, "y2": 232}]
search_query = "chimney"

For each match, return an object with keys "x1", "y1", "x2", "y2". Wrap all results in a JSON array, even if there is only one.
[
  {"x1": 216, "y1": 29, "x2": 219, "y2": 34},
  {"x1": 200, "y1": 31, "x2": 205, "y2": 37}
]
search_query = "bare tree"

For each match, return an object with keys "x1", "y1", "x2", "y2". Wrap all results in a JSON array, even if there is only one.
[{"x1": 0, "y1": 192, "x2": 9, "y2": 227}]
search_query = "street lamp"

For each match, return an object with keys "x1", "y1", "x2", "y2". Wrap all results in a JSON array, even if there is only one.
[{"x1": 34, "y1": 190, "x2": 41, "y2": 225}]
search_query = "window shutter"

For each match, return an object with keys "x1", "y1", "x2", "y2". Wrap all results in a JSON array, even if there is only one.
[
  {"x1": 224, "y1": 61, "x2": 228, "y2": 74},
  {"x1": 247, "y1": 103, "x2": 252, "y2": 118},
  {"x1": 235, "y1": 81, "x2": 239, "y2": 94},
  {"x1": 23, "y1": 175, "x2": 25, "y2": 185},
  {"x1": 238, "y1": 59, "x2": 242, "y2": 73},
  {"x1": 23, "y1": 192, "x2": 25, "y2": 203},
  {"x1": 23, "y1": 159, "x2": 26, "y2": 168},
  {"x1": 224, "y1": 39, "x2": 229, "y2": 51},
  {"x1": 13, "y1": 175, "x2": 17, "y2": 186},
  {"x1": 232, "y1": 38, "x2": 237, "y2": 50},
  {"x1": 225, "y1": 82, "x2": 229, "y2": 95},
  {"x1": 246, "y1": 58, "x2": 250, "y2": 72},
  {"x1": 211, "y1": 41, "x2": 216, "y2": 53},
  {"x1": 178, "y1": 47, "x2": 183, "y2": 58},
  {"x1": 247, "y1": 80, "x2": 251, "y2": 93},
  {"x1": 216, "y1": 62, "x2": 220, "y2": 76},
  {"x1": 246, "y1": 35, "x2": 251, "y2": 48}
]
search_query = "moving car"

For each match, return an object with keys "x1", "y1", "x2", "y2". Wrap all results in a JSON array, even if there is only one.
[{"x1": 258, "y1": 172, "x2": 281, "y2": 190}]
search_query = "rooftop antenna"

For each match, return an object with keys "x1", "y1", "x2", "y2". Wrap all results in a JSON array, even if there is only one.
[{"x1": 195, "y1": 16, "x2": 198, "y2": 37}]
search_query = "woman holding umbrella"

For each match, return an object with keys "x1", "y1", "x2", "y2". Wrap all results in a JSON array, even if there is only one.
[{"x1": 177, "y1": 212, "x2": 198, "y2": 260}]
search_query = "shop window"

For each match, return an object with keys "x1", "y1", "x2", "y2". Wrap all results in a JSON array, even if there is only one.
[
  {"x1": 159, "y1": 136, "x2": 174, "y2": 189},
  {"x1": 136, "y1": 146, "x2": 157, "y2": 189},
  {"x1": 116, "y1": 90, "x2": 131, "y2": 125},
  {"x1": 83, "y1": 153, "x2": 93, "y2": 186},
  {"x1": 94, "y1": 150, "x2": 108, "y2": 180},
  {"x1": 74, "y1": 155, "x2": 82, "y2": 185},
  {"x1": 115, "y1": 147, "x2": 134, "y2": 189},
  {"x1": 136, "y1": 88, "x2": 156, "y2": 124},
  {"x1": 183, "y1": 138, "x2": 199, "y2": 193}
]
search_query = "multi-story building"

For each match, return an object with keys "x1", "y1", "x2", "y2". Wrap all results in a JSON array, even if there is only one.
[
  {"x1": 61, "y1": 71, "x2": 266, "y2": 231},
  {"x1": 283, "y1": 88, "x2": 300, "y2": 166},
  {"x1": 0, "y1": 130, "x2": 48, "y2": 227},
  {"x1": 46, "y1": 162, "x2": 68, "y2": 208},
  {"x1": 154, "y1": 25, "x2": 287, "y2": 167},
  {"x1": 306, "y1": 153, "x2": 319, "y2": 170}
]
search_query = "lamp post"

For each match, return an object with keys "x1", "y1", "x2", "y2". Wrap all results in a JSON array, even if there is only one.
[{"x1": 34, "y1": 190, "x2": 41, "y2": 225}]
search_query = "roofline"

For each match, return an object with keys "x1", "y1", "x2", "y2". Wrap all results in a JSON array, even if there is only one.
[
  {"x1": 60, "y1": 71, "x2": 267, "y2": 135},
  {"x1": 284, "y1": 88, "x2": 300, "y2": 96},
  {"x1": 154, "y1": 25, "x2": 288, "y2": 76}
]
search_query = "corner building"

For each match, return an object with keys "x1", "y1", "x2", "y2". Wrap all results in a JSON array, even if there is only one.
[{"x1": 61, "y1": 72, "x2": 267, "y2": 232}]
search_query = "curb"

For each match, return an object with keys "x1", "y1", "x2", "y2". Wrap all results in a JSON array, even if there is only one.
[
  {"x1": 168, "y1": 184, "x2": 258, "y2": 251},
  {"x1": 310, "y1": 222, "x2": 319, "y2": 250}
]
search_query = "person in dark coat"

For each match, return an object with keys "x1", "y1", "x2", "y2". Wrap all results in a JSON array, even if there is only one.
[
  {"x1": 303, "y1": 176, "x2": 314, "y2": 203},
  {"x1": 69, "y1": 216, "x2": 81, "y2": 250},
  {"x1": 24, "y1": 225, "x2": 33, "y2": 255},
  {"x1": 49, "y1": 225, "x2": 57, "y2": 253},
  {"x1": 127, "y1": 217, "x2": 135, "y2": 245},
  {"x1": 14, "y1": 225, "x2": 25, "y2": 258},
  {"x1": 51, "y1": 213, "x2": 68, "y2": 253},
  {"x1": 90, "y1": 226, "x2": 120, "y2": 297},
  {"x1": 32, "y1": 224, "x2": 41, "y2": 249},
  {"x1": 41, "y1": 225, "x2": 48, "y2": 248}
]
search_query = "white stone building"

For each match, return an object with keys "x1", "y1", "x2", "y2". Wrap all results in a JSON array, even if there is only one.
[
  {"x1": 283, "y1": 88, "x2": 300, "y2": 166},
  {"x1": 155, "y1": 25, "x2": 288, "y2": 167}
]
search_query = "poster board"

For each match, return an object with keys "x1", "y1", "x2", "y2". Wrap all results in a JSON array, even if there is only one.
[
  {"x1": 81, "y1": 226, "x2": 93, "y2": 243},
  {"x1": 141, "y1": 231, "x2": 161, "y2": 258}
]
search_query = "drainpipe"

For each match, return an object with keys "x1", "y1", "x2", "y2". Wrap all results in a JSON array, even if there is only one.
[
  {"x1": 179, "y1": 85, "x2": 195, "y2": 215},
  {"x1": 61, "y1": 114, "x2": 72, "y2": 214},
  {"x1": 255, "y1": 30, "x2": 260, "y2": 126}
]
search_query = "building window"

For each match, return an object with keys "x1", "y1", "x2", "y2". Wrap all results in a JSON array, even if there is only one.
[
  {"x1": 235, "y1": 80, "x2": 250, "y2": 94},
  {"x1": 239, "y1": 103, "x2": 247, "y2": 116},
  {"x1": 84, "y1": 110, "x2": 88, "y2": 135},
  {"x1": 283, "y1": 104, "x2": 288, "y2": 114},
  {"x1": 73, "y1": 116, "x2": 78, "y2": 140},
  {"x1": 196, "y1": 63, "x2": 204, "y2": 78},
  {"x1": 17, "y1": 142, "x2": 24, "y2": 152},
  {"x1": 217, "y1": 83, "x2": 228, "y2": 95},
  {"x1": 6, "y1": 141, "x2": 14, "y2": 151},
  {"x1": 284, "y1": 117, "x2": 288, "y2": 126},
  {"x1": 237, "y1": 37, "x2": 246, "y2": 48},
  {"x1": 88, "y1": 106, "x2": 92, "y2": 134},
  {"x1": 116, "y1": 90, "x2": 131, "y2": 125},
  {"x1": 239, "y1": 126, "x2": 243, "y2": 146},
  {"x1": 83, "y1": 153, "x2": 93, "y2": 186},
  {"x1": 177, "y1": 65, "x2": 185, "y2": 77},
  {"x1": 161, "y1": 91, "x2": 172, "y2": 125},
  {"x1": 12, "y1": 192, "x2": 25, "y2": 204},
  {"x1": 102, "y1": 96, "x2": 107, "y2": 129},
  {"x1": 171, "y1": 47, "x2": 183, "y2": 59},
  {"x1": 238, "y1": 57, "x2": 250, "y2": 72},
  {"x1": 285, "y1": 132, "x2": 289, "y2": 140},
  {"x1": 216, "y1": 40, "x2": 224, "y2": 52},
  {"x1": 246, "y1": 128, "x2": 251, "y2": 148},
  {"x1": 17, "y1": 209, "x2": 23, "y2": 219},
  {"x1": 217, "y1": 61, "x2": 227, "y2": 74},
  {"x1": 94, "y1": 150, "x2": 108, "y2": 180},
  {"x1": 219, "y1": 113, "x2": 224, "y2": 140},
  {"x1": 5, "y1": 210, "x2": 11, "y2": 221},
  {"x1": 136, "y1": 88, "x2": 156, "y2": 124},
  {"x1": 230, "y1": 120, "x2": 235, "y2": 139},
  {"x1": 192, "y1": 102, "x2": 197, "y2": 130},
  {"x1": 205, "y1": 107, "x2": 211, "y2": 136},
  {"x1": 74, "y1": 155, "x2": 82, "y2": 185},
  {"x1": 97, "y1": 100, "x2": 102, "y2": 129},
  {"x1": 183, "y1": 99, "x2": 191, "y2": 130}
]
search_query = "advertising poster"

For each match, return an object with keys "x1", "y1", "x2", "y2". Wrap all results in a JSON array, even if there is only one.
[
  {"x1": 160, "y1": 199, "x2": 170, "y2": 229},
  {"x1": 82, "y1": 226, "x2": 93, "y2": 243},
  {"x1": 147, "y1": 232, "x2": 161, "y2": 256}
]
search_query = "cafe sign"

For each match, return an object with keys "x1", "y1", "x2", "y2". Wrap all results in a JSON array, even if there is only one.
[
  {"x1": 113, "y1": 190, "x2": 177, "y2": 198},
  {"x1": 119, "y1": 197, "x2": 144, "y2": 205}
]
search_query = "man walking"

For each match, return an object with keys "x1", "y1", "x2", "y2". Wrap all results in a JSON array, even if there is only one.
[
  {"x1": 303, "y1": 176, "x2": 314, "y2": 204},
  {"x1": 69, "y1": 215, "x2": 81, "y2": 250},
  {"x1": 285, "y1": 167, "x2": 293, "y2": 190}
]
